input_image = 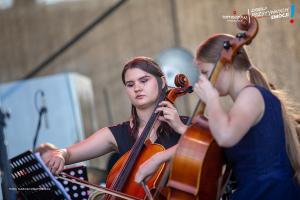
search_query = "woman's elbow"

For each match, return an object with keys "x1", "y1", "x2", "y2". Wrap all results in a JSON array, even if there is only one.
[{"x1": 214, "y1": 133, "x2": 238, "y2": 148}]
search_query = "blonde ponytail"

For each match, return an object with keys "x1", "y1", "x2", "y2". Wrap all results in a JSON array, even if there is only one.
[{"x1": 248, "y1": 67, "x2": 271, "y2": 90}]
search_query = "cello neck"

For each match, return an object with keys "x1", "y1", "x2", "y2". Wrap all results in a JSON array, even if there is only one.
[{"x1": 189, "y1": 60, "x2": 225, "y2": 124}]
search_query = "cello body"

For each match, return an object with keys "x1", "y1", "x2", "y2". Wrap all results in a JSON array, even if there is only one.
[
  {"x1": 106, "y1": 143, "x2": 166, "y2": 199},
  {"x1": 168, "y1": 118, "x2": 224, "y2": 200}
]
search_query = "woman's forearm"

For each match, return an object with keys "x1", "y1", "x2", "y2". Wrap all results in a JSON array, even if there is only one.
[
  {"x1": 206, "y1": 97, "x2": 231, "y2": 145},
  {"x1": 156, "y1": 144, "x2": 178, "y2": 163}
]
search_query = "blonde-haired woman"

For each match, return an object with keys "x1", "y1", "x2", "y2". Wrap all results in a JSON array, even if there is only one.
[
  {"x1": 135, "y1": 34, "x2": 300, "y2": 200},
  {"x1": 193, "y1": 34, "x2": 300, "y2": 199}
]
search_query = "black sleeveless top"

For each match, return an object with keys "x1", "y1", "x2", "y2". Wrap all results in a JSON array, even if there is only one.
[{"x1": 109, "y1": 116, "x2": 189, "y2": 156}]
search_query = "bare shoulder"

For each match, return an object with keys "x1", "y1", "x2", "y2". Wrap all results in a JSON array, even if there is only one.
[
  {"x1": 236, "y1": 86, "x2": 264, "y2": 105},
  {"x1": 92, "y1": 127, "x2": 118, "y2": 149},
  {"x1": 230, "y1": 86, "x2": 265, "y2": 125},
  {"x1": 94, "y1": 126, "x2": 113, "y2": 134}
]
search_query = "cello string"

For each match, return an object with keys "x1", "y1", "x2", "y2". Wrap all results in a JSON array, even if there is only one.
[
  {"x1": 141, "y1": 181, "x2": 153, "y2": 200},
  {"x1": 152, "y1": 164, "x2": 171, "y2": 199}
]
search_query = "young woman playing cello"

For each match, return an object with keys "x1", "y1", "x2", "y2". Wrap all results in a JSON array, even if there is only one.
[
  {"x1": 42, "y1": 57, "x2": 188, "y2": 183},
  {"x1": 135, "y1": 34, "x2": 300, "y2": 199}
]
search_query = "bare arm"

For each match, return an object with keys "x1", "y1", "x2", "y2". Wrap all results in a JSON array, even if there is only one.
[
  {"x1": 42, "y1": 127, "x2": 118, "y2": 174},
  {"x1": 66, "y1": 127, "x2": 117, "y2": 164},
  {"x1": 206, "y1": 87, "x2": 264, "y2": 147},
  {"x1": 135, "y1": 144, "x2": 178, "y2": 183}
]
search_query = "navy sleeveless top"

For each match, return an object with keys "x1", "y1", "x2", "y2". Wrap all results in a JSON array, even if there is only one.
[
  {"x1": 225, "y1": 85, "x2": 300, "y2": 200},
  {"x1": 109, "y1": 116, "x2": 189, "y2": 156}
]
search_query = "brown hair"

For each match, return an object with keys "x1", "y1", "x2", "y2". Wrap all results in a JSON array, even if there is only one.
[
  {"x1": 196, "y1": 34, "x2": 300, "y2": 184},
  {"x1": 122, "y1": 56, "x2": 173, "y2": 139}
]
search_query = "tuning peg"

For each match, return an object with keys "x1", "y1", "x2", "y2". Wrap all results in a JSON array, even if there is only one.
[
  {"x1": 223, "y1": 41, "x2": 231, "y2": 50},
  {"x1": 236, "y1": 32, "x2": 246, "y2": 39}
]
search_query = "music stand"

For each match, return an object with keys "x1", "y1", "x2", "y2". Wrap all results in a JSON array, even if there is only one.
[
  {"x1": 58, "y1": 165, "x2": 89, "y2": 200},
  {"x1": 10, "y1": 150, "x2": 71, "y2": 200}
]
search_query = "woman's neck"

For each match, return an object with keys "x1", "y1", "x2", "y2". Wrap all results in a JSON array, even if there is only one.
[{"x1": 228, "y1": 71, "x2": 252, "y2": 101}]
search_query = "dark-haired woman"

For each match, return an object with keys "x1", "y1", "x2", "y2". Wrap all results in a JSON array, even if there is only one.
[{"x1": 42, "y1": 56, "x2": 188, "y2": 176}]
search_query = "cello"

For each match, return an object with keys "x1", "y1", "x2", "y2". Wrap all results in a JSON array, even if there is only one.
[
  {"x1": 104, "y1": 74, "x2": 193, "y2": 200},
  {"x1": 167, "y1": 15, "x2": 259, "y2": 200}
]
